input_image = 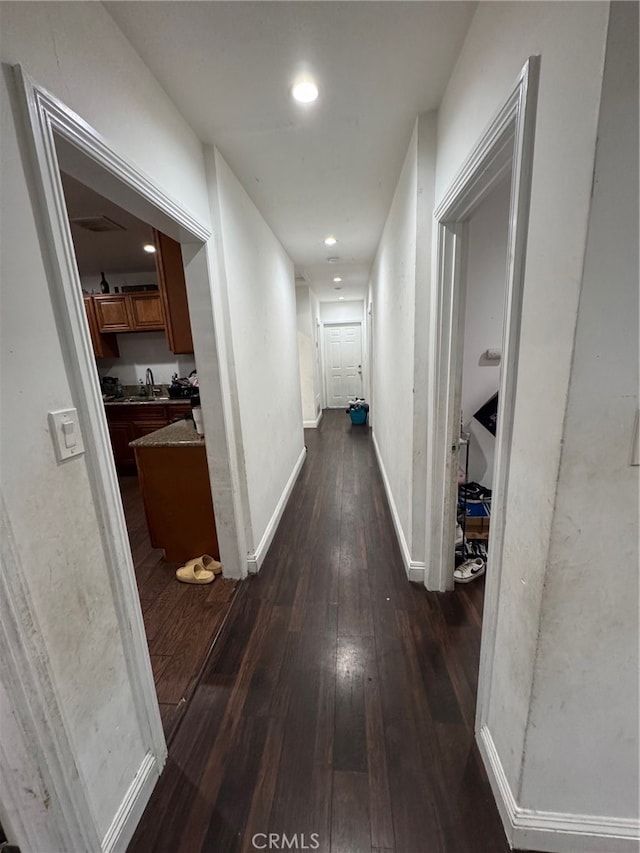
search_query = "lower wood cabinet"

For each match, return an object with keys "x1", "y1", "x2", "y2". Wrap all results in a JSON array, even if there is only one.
[
  {"x1": 133, "y1": 443, "x2": 219, "y2": 562},
  {"x1": 105, "y1": 403, "x2": 191, "y2": 471}
]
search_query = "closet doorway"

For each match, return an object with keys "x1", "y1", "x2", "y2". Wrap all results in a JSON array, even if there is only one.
[
  {"x1": 424, "y1": 57, "x2": 540, "y2": 736},
  {"x1": 454, "y1": 177, "x2": 511, "y2": 589}
]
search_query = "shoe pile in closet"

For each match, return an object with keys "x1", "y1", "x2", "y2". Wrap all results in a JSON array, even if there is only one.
[{"x1": 454, "y1": 481, "x2": 491, "y2": 584}]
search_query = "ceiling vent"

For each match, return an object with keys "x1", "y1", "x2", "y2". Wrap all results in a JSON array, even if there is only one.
[
  {"x1": 70, "y1": 215, "x2": 126, "y2": 233},
  {"x1": 294, "y1": 272, "x2": 308, "y2": 284},
  {"x1": 326, "y1": 256, "x2": 340, "y2": 264}
]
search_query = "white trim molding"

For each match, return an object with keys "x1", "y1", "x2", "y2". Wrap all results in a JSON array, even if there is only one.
[
  {"x1": 0, "y1": 499, "x2": 101, "y2": 852},
  {"x1": 102, "y1": 752, "x2": 160, "y2": 853},
  {"x1": 372, "y1": 432, "x2": 425, "y2": 584},
  {"x1": 303, "y1": 409, "x2": 323, "y2": 429},
  {"x1": 247, "y1": 446, "x2": 307, "y2": 573},
  {"x1": 7, "y1": 65, "x2": 235, "y2": 848},
  {"x1": 423, "y1": 56, "x2": 542, "y2": 772},
  {"x1": 479, "y1": 727, "x2": 640, "y2": 853}
]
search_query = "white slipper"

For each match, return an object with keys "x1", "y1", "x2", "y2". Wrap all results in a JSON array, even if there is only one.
[
  {"x1": 175, "y1": 554, "x2": 222, "y2": 584},
  {"x1": 454, "y1": 557, "x2": 485, "y2": 584}
]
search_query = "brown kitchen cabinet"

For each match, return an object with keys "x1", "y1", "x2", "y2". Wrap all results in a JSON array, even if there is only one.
[
  {"x1": 153, "y1": 229, "x2": 194, "y2": 354},
  {"x1": 127, "y1": 293, "x2": 165, "y2": 330},
  {"x1": 93, "y1": 292, "x2": 165, "y2": 333},
  {"x1": 83, "y1": 295, "x2": 119, "y2": 358},
  {"x1": 105, "y1": 402, "x2": 191, "y2": 471},
  {"x1": 93, "y1": 294, "x2": 132, "y2": 332}
]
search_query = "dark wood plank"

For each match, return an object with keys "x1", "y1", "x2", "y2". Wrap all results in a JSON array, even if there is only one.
[
  {"x1": 117, "y1": 473, "x2": 237, "y2": 739},
  {"x1": 333, "y1": 636, "x2": 370, "y2": 773},
  {"x1": 364, "y1": 650, "x2": 394, "y2": 850},
  {"x1": 128, "y1": 410, "x2": 517, "y2": 853},
  {"x1": 331, "y1": 770, "x2": 370, "y2": 853}
]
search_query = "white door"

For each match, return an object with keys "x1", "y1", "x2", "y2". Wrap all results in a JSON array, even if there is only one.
[{"x1": 323, "y1": 323, "x2": 363, "y2": 408}]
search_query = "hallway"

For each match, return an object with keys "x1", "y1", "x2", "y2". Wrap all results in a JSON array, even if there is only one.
[{"x1": 128, "y1": 410, "x2": 509, "y2": 853}]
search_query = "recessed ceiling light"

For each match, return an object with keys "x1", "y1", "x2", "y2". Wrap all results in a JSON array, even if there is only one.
[
  {"x1": 338, "y1": 296, "x2": 345, "y2": 301},
  {"x1": 292, "y1": 80, "x2": 319, "y2": 104},
  {"x1": 143, "y1": 243, "x2": 156, "y2": 253},
  {"x1": 333, "y1": 276, "x2": 342, "y2": 283},
  {"x1": 324, "y1": 236, "x2": 337, "y2": 246}
]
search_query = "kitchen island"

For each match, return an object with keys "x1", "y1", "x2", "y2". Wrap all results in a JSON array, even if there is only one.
[{"x1": 130, "y1": 419, "x2": 219, "y2": 563}]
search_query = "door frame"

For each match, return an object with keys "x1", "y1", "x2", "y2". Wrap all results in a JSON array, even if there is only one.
[
  {"x1": 321, "y1": 321, "x2": 365, "y2": 409},
  {"x1": 424, "y1": 57, "x2": 540, "y2": 723},
  {"x1": 9, "y1": 65, "x2": 246, "y2": 849}
]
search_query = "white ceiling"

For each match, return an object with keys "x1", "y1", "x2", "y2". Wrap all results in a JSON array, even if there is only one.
[
  {"x1": 60, "y1": 172, "x2": 158, "y2": 276},
  {"x1": 105, "y1": 1, "x2": 477, "y2": 301}
]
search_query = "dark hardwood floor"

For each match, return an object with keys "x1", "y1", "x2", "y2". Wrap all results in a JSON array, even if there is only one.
[
  {"x1": 120, "y1": 475, "x2": 238, "y2": 740},
  {"x1": 128, "y1": 410, "x2": 510, "y2": 852}
]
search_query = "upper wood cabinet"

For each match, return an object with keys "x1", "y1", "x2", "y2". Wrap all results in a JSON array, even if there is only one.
[
  {"x1": 93, "y1": 292, "x2": 165, "y2": 333},
  {"x1": 93, "y1": 294, "x2": 132, "y2": 332},
  {"x1": 128, "y1": 292, "x2": 165, "y2": 330},
  {"x1": 83, "y1": 229, "x2": 192, "y2": 358},
  {"x1": 153, "y1": 229, "x2": 194, "y2": 354},
  {"x1": 83, "y1": 295, "x2": 119, "y2": 358}
]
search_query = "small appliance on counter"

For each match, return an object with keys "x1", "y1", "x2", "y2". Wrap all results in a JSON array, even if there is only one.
[
  {"x1": 168, "y1": 372, "x2": 198, "y2": 399},
  {"x1": 101, "y1": 376, "x2": 123, "y2": 399}
]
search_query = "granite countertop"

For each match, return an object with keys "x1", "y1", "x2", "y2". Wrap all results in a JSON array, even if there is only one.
[
  {"x1": 104, "y1": 396, "x2": 191, "y2": 406},
  {"x1": 129, "y1": 418, "x2": 205, "y2": 449}
]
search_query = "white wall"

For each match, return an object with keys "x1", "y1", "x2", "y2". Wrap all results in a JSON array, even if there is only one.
[
  {"x1": 81, "y1": 271, "x2": 157, "y2": 294},
  {"x1": 369, "y1": 125, "x2": 417, "y2": 559},
  {"x1": 296, "y1": 286, "x2": 321, "y2": 425},
  {"x1": 462, "y1": 177, "x2": 510, "y2": 487},
  {"x1": 319, "y1": 299, "x2": 364, "y2": 324},
  {"x1": 97, "y1": 332, "x2": 197, "y2": 386},
  {"x1": 212, "y1": 149, "x2": 305, "y2": 558},
  {"x1": 368, "y1": 114, "x2": 437, "y2": 575},
  {"x1": 0, "y1": 3, "x2": 212, "y2": 848},
  {"x1": 434, "y1": 1, "x2": 610, "y2": 819},
  {"x1": 310, "y1": 288, "x2": 322, "y2": 418},
  {"x1": 519, "y1": 0, "x2": 639, "y2": 824}
]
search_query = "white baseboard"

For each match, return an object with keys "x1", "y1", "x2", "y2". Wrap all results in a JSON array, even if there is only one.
[
  {"x1": 407, "y1": 562, "x2": 426, "y2": 583},
  {"x1": 371, "y1": 432, "x2": 424, "y2": 584},
  {"x1": 247, "y1": 446, "x2": 307, "y2": 574},
  {"x1": 102, "y1": 751, "x2": 160, "y2": 853},
  {"x1": 478, "y1": 725, "x2": 640, "y2": 853},
  {"x1": 303, "y1": 409, "x2": 323, "y2": 428}
]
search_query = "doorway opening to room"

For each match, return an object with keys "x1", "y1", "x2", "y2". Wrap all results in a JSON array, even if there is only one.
[
  {"x1": 425, "y1": 57, "x2": 540, "y2": 739},
  {"x1": 57, "y1": 174, "x2": 238, "y2": 741},
  {"x1": 453, "y1": 176, "x2": 510, "y2": 595},
  {"x1": 14, "y1": 67, "x2": 245, "y2": 762}
]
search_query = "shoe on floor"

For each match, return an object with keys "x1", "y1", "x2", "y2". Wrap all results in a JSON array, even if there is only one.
[
  {"x1": 454, "y1": 557, "x2": 485, "y2": 584},
  {"x1": 458, "y1": 482, "x2": 492, "y2": 503}
]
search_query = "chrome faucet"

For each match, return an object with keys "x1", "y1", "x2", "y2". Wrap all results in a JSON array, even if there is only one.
[{"x1": 145, "y1": 368, "x2": 154, "y2": 394}]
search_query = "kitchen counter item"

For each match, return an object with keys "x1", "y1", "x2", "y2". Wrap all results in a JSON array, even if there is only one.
[{"x1": 129, "y1": 418, "x2": 203, "y2": 448}]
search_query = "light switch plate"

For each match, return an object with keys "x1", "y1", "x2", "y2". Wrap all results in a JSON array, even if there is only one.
[{"x1": 48, "y1": 408, "x2": 84, "y2": 462}]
